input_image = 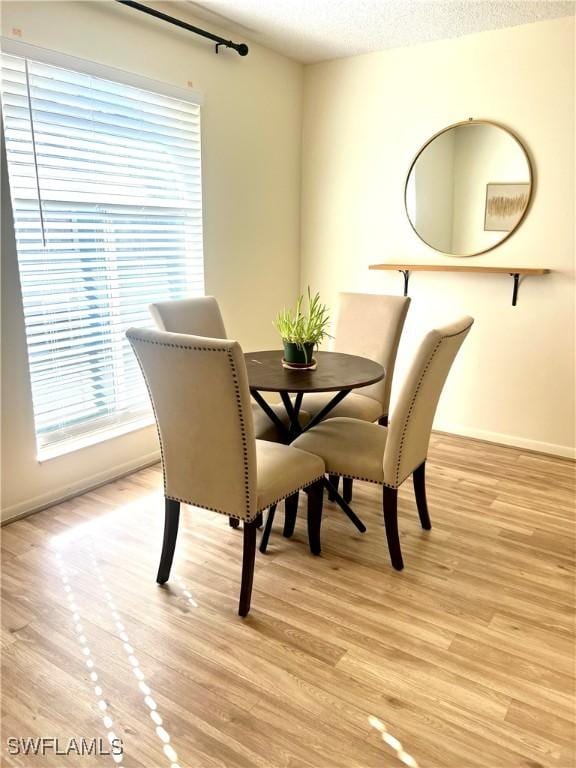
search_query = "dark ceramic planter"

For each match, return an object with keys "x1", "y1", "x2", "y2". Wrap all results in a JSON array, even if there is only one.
[{"x1": 282, "y1": 341, "x2": 315, "y2": 366}]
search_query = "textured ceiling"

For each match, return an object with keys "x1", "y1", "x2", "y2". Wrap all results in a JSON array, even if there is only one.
[{"x1": 180, "y1": 0, "x2": 575, "y2": 63}]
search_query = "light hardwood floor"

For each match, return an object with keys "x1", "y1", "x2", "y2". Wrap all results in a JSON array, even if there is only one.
[{"x1": 2, "y1": 434, "x2": 575, "y2": 767}]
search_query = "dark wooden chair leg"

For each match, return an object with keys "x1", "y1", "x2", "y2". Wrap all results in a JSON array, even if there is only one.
[
  {"x1": 283, "y1": 492, "x2": 299, "y2": 537},
  {"x1": 229, "y1": 517, "x2": 240, "y2": 529},
  {"x1": 378, "y1": 415, "x2": 389, "y2": 427},
  {"x1": 259, "y1": 504, "x2": 277, "y2": 554},
  {"x1": 382, "y1": 487, "x2": 404, "y2": 570},
  {"x1": 342, "y1": 477, "x2": 353, "y2": 503},
  {"x1": 307, "y1": 481, "x2": 323, "y2": 555},
  {"x1": 239, "y1": 521, "x2": 257, "y2": 617},
  {"x1": 255, "y1": 512, "x2": 263, "y2": 529},
  {"x1": 157, "y1": 498, "x2": 180, "y2": 584},
  {"x1": 413, "y1": 461, "x2": 431, "y2": 530},
  {"x1": 328, "y1": 474, "x2": 340, "y2": 500}
]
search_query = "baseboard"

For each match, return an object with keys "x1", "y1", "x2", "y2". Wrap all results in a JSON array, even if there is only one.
[
  {"x1": 1, "y1": 451, "x2": 161, "y2": 525},
  {"x1": 2, "y1": 426, "x2": 573, "y2": 526},
  {"x1": 434, "y1": 424, "x2": 576, "y2": 460}
]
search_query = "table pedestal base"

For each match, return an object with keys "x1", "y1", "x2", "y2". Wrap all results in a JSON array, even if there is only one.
[{"x1": 251, "y1": 387, "x2": 367, "y2": 534}]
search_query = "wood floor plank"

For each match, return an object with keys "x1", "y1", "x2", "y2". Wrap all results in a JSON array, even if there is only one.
[{"x1": 2, "y1": 434, "x2": 575, "y2": 767}]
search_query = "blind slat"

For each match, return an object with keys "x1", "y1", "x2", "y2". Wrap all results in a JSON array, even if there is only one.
[{"x1": 1, "y1": 51, "x2": 205, "y2": 454}]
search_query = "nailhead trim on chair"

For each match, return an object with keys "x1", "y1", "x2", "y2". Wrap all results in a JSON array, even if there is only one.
[
  {"x1": 127, "y1": 336, "x2": 228, "y2": 353},
  {"x1": 165, "y1": 495, "x2": 248, "y2": 521},
  {"x1": 127, "y1": 333, "x2": 255, "y2": 518},
  {"x1": 127, "y1": 332, "x2": 322, "y2": 523},
  {"x1": 327, "y1": 325, "x2": 469, "y2": 491},
  {"x1": 129, "y1": 337, "x2": 171, "y2": 497},
  {"x1": 255, "y1": 474, "x2": 325, "y2": 514},
  {"x1": 226, "y1": 349, "x2": 252, "y2": 514},
  {"x1": 392, "y1": 323, "x2": 473, "y2": 488},
  {"x1": 164, "y1": 474, "x2": 325, "y2": 522},
  {"x1": 325, "y1": 469, "x2": 412, "y2": 491},
  {"x1": 329, "y1": 470, "x2": 382, "y2": 485}
]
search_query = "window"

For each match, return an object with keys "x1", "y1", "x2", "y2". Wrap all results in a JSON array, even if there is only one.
[{"x1": 1, "y1": 44, "x2": 204, "y2": 459}]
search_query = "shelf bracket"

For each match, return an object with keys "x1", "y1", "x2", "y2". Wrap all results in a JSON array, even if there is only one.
[
  {"x1": 399, "y1": 269, "x2": 411, "y2": 297},
  {"x1": 370, "y1": 263, "x2": 549, "y2": 306},
  {"x1": 510, "y1": 273, "x2": 520, "y2": 306}
]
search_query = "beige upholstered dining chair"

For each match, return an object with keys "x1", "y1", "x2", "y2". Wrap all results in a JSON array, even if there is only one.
[
  {"x1": 126, "y1": 327, "x2": 325, "y2": 616},
  {"x1": 149, "y1": 296, "x2": 227, "y2": 339},
  {"x1": 293, "y1": 316, "x2": 474, "y2": 570},
  {"x1": 299, "y1": 292, "x2": 410, "y2": 426},
  {"x1": 149, "y1": 297, "x2": 303, "y2": 444},
  {"x1": 297, "y1": 292, "x2": 410, "y2": 503}
]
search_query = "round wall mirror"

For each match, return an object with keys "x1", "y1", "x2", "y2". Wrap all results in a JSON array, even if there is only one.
[{"x1": 405, "y1": 120, "x2": 532, "y2": 257}]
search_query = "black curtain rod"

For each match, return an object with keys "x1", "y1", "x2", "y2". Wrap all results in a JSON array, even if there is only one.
[{"x1": 115, "y1": 0, "x2": 249, "y2": 56}]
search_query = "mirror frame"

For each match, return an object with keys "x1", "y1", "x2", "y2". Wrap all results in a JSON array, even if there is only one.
[{"x1": 404, "y1": 119, "x2": 534, "y2": 257}]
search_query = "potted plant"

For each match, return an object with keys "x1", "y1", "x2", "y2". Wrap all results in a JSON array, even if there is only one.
[{"x1": 274, "y1": 288, "x2": 331, "y2": 369}]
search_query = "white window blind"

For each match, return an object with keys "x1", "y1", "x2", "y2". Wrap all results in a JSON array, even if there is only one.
[{"x1": 1, "y1": 47, "x2": 204, "y2": 458}]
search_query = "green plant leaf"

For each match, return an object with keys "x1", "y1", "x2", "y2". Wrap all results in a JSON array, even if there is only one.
[{"x1": 273, "y1": 287, "x2": 331, "y2": 350}]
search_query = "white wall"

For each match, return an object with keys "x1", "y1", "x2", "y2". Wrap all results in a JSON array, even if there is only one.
[
  {"x1": 1, "y1": 1, "x2": 303, "y2": 520},
  {"x1": 301, "y1": 16, "x2": 575, "y2": 458},
  {"x1": 2, "y1": 9, "x2": 574, "y2": 523}
]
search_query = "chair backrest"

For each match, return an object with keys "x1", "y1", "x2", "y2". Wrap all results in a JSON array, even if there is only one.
[
  {"x1": 383, "y1": 316, "x2": 474, "y2": 487},
  {"x1": 126, "y1": 327, "x2": 257, "y2": 521},
  {"x1": 333, "y1": 293, "x2": 410, "y2": 417},
  {"x1": 149, "y1": 296, "x2": 227, "y2": 339}
]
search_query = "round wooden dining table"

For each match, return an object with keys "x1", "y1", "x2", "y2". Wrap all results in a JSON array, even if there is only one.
[{"x1": 245, "y1": 349, "x2": 385, "y2": 534}]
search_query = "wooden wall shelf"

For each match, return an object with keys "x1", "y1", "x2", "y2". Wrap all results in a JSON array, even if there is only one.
[{"x1": 369, "y1": 264, "x2": 550, "y2": 306}]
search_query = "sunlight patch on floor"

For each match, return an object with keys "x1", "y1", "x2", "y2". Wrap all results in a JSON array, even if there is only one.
[
  {"x1": 173, "y1": 574, "x2": 199, "y2": 608},
  {"x1": 50, "y1": 492, "x2": 163, "y2": 547},
  {"x1": 55, "y1": 550, "x2": 123, "y2": 764},
  {"x1": 369, "y1": 715, "x2": 420, "y2": 767},
  {"x1": 87, "y1": 541, "x2": 181, "y2": 768}
]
